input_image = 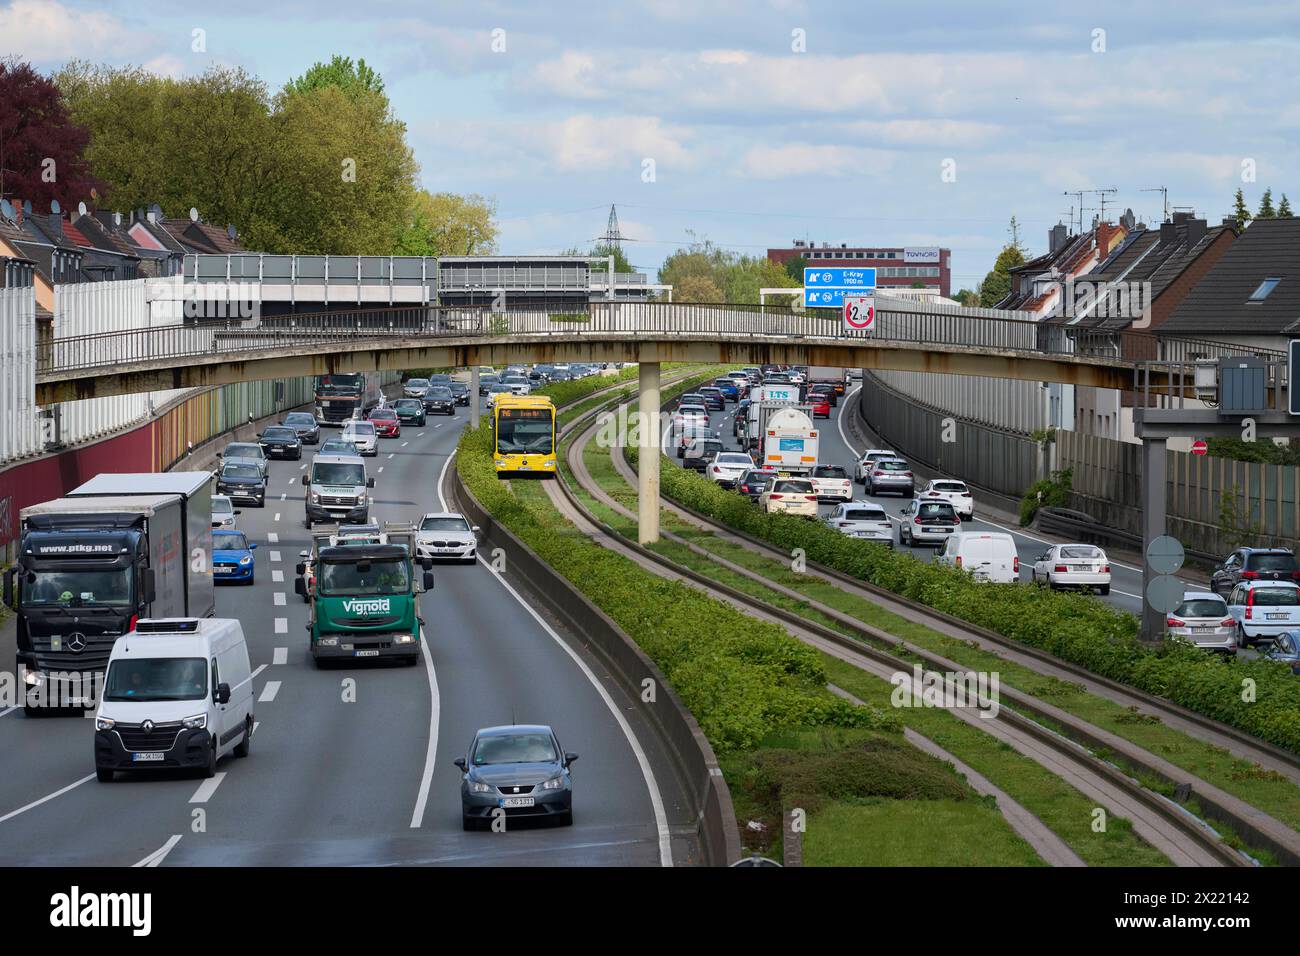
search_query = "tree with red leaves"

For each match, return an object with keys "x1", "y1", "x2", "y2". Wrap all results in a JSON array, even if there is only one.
[{"x1": 0, "y1": 58, "x2": 103, "y2": 212}]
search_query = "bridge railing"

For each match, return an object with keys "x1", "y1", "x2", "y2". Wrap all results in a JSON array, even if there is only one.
[{"x1": 36, "y1": 300, "x2": 1264, "y2": 379}]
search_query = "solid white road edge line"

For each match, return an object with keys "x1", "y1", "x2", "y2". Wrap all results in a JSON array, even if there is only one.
[
  {"x1": 0, "y1": 773, "x2": 95, "y2": 825},
  {"x1": 434, "y1": 449, "x2": 674, "y2": 866},
  {"x1": 190, "y1": 772, "x2": 226, "y2": 804},
  {"x1": 409, "y1": 628, "x2": 441, "y2": 829}
]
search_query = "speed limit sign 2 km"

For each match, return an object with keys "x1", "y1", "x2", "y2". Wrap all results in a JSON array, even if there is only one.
[{"x1": 844, "y1": 296, "x2": 875, "y2": 333}]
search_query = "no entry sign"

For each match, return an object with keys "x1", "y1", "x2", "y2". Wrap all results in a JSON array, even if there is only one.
[
  {"x1": 1191, "y1": 439, "x2": 1208, "y2": 456},
  {"x1": 843, "y1": 296, "x2": 875, "y2": 333}
]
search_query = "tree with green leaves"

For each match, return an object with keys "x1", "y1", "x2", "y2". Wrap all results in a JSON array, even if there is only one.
[
  {"x1": 783, "y1": 254, "x2": 807, "y2": 283},
  {"x1": 1257, "y1": 188, "x2": 1276, "y2": 220},
  {"x1": 978, "y1": 227, "x2": 1026, "y2": 308},
  {"x1": 675, "y1": 274, "x2": 723, "y2": 303},
  {"x1": 285, "y1": 55, "x2": 385, "y2": 102},
  {"x1": 395, "y1": 190, "x2": 498, "y2": 256},
  {"x1": 1232, "y1": 188, "x2": 1252, "y2": 227},
  {"x1": 954, "y1": 288, "x2": 979, "y2": 307},
  {"x1": 1279, "y1": 194, "x2": 1293, "y2": 218}
]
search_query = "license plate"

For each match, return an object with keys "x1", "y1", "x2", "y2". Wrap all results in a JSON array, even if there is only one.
[
  {"x1": 132, "y1": 752, "x2": 164, "y2": 762},
  {"x1": 215, "y1": 566, "x2": 232, "y2": 574},
  {"x1": 271, "y1": 445, "x2": 283, "y2": 451},
  {"x1": 1193, "y1": 626, "x2": 1212, "y2": 633},
  {"x1": 501, "y1": 797, "x2": 535, "y2": 808},
  {"x1": 1267, "y1": 613, "x2": 1289, "y2": 620},
  {"x1": 518, "y1": 464, "x2": 530, "y2": 470},
  {"x1": 355, "y1": 649, "x2": 380, "y2": 657},
  {"x1": 925, "y1": 527, "x2": 945, "y2": 534}
]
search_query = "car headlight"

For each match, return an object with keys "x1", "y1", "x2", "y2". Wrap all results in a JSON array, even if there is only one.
[
  {"x1": 541, "y1": 775, "x2": 564, "y2": 790},
  {"x1": 469, "y1": 779, "x2": 492, "y2": 793},
  {"x1": 357, "y1": 493, "x2": 367, "y2": 505},
  {"x1": 310, "y1": 492, "x2": 320, "y2": 503},
  {"x1": 239, "y1": 555, "x2": 252, "y2": 566},
  {"x1": 182, "y1": 713, "x2": 207, "y2": 730},
  {"x1": 95, "y1": 716, "x2": 115, "y2": 731},
  {"x1": 394, "y1": 634, "x2": 414, "y2": 644}
]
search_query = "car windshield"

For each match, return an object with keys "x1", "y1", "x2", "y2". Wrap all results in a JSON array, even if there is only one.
[
  {"x1": 214, "y1": 532, "x2": 249, "y2": 550},
  {"x1": 285, "y1": 414, "x2": 314, "y2": 425},
  {"x1": 313, "y1": 463, "x2": 365, "y2": 485},
  {"x1": 1176, "y1": 599, "x2": 1227, "y2": 618},
  {"x1": 774, "y1": 480, "x2": 813, "y2": 493},
  {"x1": 223, "y1": 464, "x2": 261, "y2": 479},
  {"x1": 420, "y1": 516, "x2": 470, "y2": 532},
  {"x1": 371, "y1": 410, "x2": 396, "y2": 420},
  {"x1": 319, "y1": 558, "x2": 410, "y2": 596},
  {"x1": 918, "y1": 502, "x2": 956, "y2": 518},
  {"x1": 395, "y1": 400, "x2": 421, "y2": 410},
  {"x1": 681, "y1": 395, "x2": 704, "y2": 404},
  {"x1": 262, "y1": 428, "x2": 295, "y2": 440},
  {"x1": 426, "y1": 387, "x2": 452, "y2": 398},
  {"x1": 489, "y1": 385, "x2": 512, "y2": 394},
  {"x1": 105, "y1": 657, "x2": 207, "y2": 702},
  {"x1": 22, "y1": 568, "x2": 133, "y2": 607},
  {"x1": 932, "y1": 482, "x2": 967, "y2": 493},
  {"x1": 472, "y1": 732, "x2": 557, "y2": 766},
  {"x1": 877, "y1": 461, "x2": 909, "y2": 472},
  {"x1": 427, "y1": 375, "x2": 451, "y2": 384},
  {"x1": 1060, "y1": 545, "x2": 1103, "y2": 559},
  {"x1": 321, "y1": 442, "x2": 357, "y2": 454},
  {"x1": 212, "y1": 498, "x2": 233, "y2": 515},
  {"x1": 845, "y1": 508, "x2": 886, "y2": 521},
  {"x1": 496, "y1": 409, "x2": 554, "y2": 454},
  {"x1": 406, "y1": 379, "x2": 428, "y2": 388},
  {"x1": 716, "y1": 454, "x2": 752, "y2": 466},
  {"x1": 347, "y1": 423, "x2": 375, "y2": 436},
  {"x1": 691, "y1": 441, "x2": 723, "y2": 456},
  {"x1": 814, "y1": 466, "x2": 848, "y2": 479},
  {"x1": 1253, "y1": 588, "x2": 1299, "y2": 606},
  {"x1": 1249, "y1": 553, "x2": 1298, "y2": 572},
  {"x1": 226, "y1": 444, "x2": 262, "y2": 459}
]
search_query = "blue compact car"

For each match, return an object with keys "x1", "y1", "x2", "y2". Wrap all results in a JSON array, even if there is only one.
[{"x1": 213, "y1": 530, "x2": 257, "y2": 585}]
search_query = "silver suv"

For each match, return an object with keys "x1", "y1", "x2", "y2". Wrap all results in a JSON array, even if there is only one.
[{"x1": 302, "y1": 455, "x2": 375, "y2": 529}]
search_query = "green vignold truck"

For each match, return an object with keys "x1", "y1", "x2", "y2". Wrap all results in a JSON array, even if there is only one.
[{"x1": 294, "y1": 523, "x2": 433, "y2": 666}]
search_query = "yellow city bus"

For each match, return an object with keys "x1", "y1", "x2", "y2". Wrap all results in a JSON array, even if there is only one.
[{"x1": 492, "y1": 394, "x2": 557, "y2": 478}]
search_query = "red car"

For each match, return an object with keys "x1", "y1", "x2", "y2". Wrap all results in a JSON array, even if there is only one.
[
  {"x1": 368, "y1": 407, "x2": 401, "y2": 437},
  {"x1": 811, "y1": 396, "x2": 831, "y2": 419}
]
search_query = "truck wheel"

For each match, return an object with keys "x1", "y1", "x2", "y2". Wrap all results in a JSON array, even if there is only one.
[
  {"x1": 202, "y1": 735, "x2": 217, "y2": 778},
  {"x1": 233, "y1": 717, "x2": 252, "y2": 757},
  {"x1": 304, "y1": 517, "x2": 312, "y2": 530},
  {"x1": 96, "y1": 767, "x2": 114, "y2": 783}
]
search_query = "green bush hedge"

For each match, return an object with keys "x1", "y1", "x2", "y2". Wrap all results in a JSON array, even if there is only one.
[
  {"x1": 646, "y1": 452, "x2": 1300, "y2": 755},
  {"x1": 456, "y1": 422, "x2": 898, "y2": 753}
]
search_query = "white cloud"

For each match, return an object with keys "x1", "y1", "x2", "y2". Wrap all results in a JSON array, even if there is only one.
[
  {"x1": 0, "y1": 0, "x2": 158, "y2": 63},
  {"x1": 739, "y1": 143, "x2": 893, "y2": 179}
]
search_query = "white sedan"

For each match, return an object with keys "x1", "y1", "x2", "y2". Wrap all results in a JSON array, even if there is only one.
[
  {"x1": 919, "y1": 478, "x2": 974, "y2": 519},
  {"x1": 809, "y1": 465, "x2": 853, "y2": 502},
  {"x1": 707, "y1": 452, "x2": 755, "y2": 488},
  {"x1": 416, "y1": 512, "x2": 480, "y2": 564},
  {"x1": 1030, "y1": 543, "x2": 1111, "y2": 595}
]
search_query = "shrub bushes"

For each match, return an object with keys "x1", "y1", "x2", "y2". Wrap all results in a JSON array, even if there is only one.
[
  {"x1": 457, "y1": 420, "x2": 898, "y2": 753},
  {"x1": 648, "y1": 453, "x2": 1300, "y2": 756}
]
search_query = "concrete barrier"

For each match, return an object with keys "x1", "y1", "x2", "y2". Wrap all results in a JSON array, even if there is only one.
[{"x1": 449, "y1": 466, "x2": 743, "y2": 867}]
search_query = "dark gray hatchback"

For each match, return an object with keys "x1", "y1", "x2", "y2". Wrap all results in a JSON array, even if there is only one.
[{"x1": 455, "y1": 724, "x2": 577, "y2": 830}]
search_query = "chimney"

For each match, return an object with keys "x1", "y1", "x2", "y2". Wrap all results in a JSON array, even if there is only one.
[
  {"x1": 1049, "y1": 222, "x2": 1068, "y2": 253},
  {"x1": 1172, "y1": 211, "x2": 1191, "y2": 223},
  {"x1": 1185, "y1": 217, "x2": 1207, "y2": 247},
  {"x1": 1095, "y1": 222, "x2": 1124, "y2": 255},
  {"x1": 1222, "y1": 217, "x2": 1240, "y2": 231},
  {"x1": 1159, "y1": 220, "x2": 1177, "y2": 245}
]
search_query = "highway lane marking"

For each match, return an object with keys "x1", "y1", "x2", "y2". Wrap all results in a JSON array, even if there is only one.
[
  {"x1": 190, "y1": 772, "x2": 227, "y2": 804},
  {"x1": 0, "y1": 774, "x2": 95, "y2": 824},
  {"x1": 251, "y1": 663, "x2": 268, "y2": 681},
  {"x1": 274, "y1": 618, "x2": 288, "y2": 634},
  {"x1": 272, "y1": 569, "x2": 284, "y2": 583},
  {"x1": 259, "y1": 681, "x2": 282, "y2": 703},
  {"x1": 409, "y1": 627, "x2": 441, "y2": 830},
  {"x1": 299, "y1": 463, "x2": 306, "y2": 470},
  {"x1": 268, "y1": 532, "x2": 279, "y2": 544},
  {"x1": 377, "y1": 467, "x2": 384, "y2": 473},
  {"x1": 270, "y1": 550, "x2": 281, "y2": 562},
  {"x1": 274, "y1": 593, "x2": 286, "y2": 606},
  {"x1": 280, "y1": 493, "x2": 286, "y2": 501},
  {"x1": 0, "y1": 707, "x2": 17, "y2": 718},
  {"x1": 388, "y1": 453, "x2": 395, "y2": 459},
  {"x1": 133, "y1": 834, "x2": 182, "y2": 868},
  {"x1": 418, "y1": 432, "x2": 424, "y2": 437},
  {"x1": 273, "y1": 647, "x2": 288, "y2": 665},
  {"x1": 435, "y1": 450, "x2": 674, "y2": 866}
]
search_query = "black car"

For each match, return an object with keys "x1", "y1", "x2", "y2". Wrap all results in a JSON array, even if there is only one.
[
  {"x1": 449, "y1": 381, "x2": 471, "y2": 406},
  {"x1": 736, "y1": 468, "x2": 775, "y2": 500},
  {"x1": 392, "y1": 397, "x2": 427, "y2": 426},
  {"x1": 216, "y1": 462, "x2": 266, "y2": 506},
  {"x1": 423, "y1": 385, "x2": 455, "y2": 415},
  {"x1": 683, "y1": 438, "x2": 724, "y2": 473},
  {"x1": 1212, "y1": 547, "x2": 1300, "y2": 596},
  {"x1": 809, "y1": 384, "x2": 839, "y2": 407},
  {"x1": 455, "y1": 724, "x2": 577, "y2": 830},
  {"x1": 478, "y1": 374, "x2": 499, "y2": 395},
  {"x1": 258, "y1": 425, "x2": 302, "y2": 460},
  {"x1": 698, "y1": 388, "x2": 726, "y2": 411},
  {"x1": 282, "y1": 411, "x2": 320, "y2": 444}
]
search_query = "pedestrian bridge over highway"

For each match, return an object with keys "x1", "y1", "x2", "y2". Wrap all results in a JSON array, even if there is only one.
[{"x1": 35, "y1": 299, "x2": 1251, "y2": 405}]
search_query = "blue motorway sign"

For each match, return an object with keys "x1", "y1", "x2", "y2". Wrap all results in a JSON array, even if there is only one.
[
  {"x1": 803, "y1": 288, "x2": 872, "y2": 307},
  {"x1": 804, "y1": 267, "x2": 877, "y2": 288}
]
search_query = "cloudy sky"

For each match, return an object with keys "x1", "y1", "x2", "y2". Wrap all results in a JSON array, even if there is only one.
[{"x1": 6, "y1": 0, "x2": 1299, "y2": 286}]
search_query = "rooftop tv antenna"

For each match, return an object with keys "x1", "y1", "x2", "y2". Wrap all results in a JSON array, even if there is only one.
[
  {"x1": 1091, "y1": 186, "x2": 1118, "y2": 223},
  {"x1": 1140, "y1": 186, "x2": 1170, "y2": 222},
  {"x1": 1063, "y1": 190, "x2": 1086, "y2": 233}
]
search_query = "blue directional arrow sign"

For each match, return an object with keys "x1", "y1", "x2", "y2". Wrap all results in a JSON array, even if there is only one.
[{"x1": 803, "y1": 267, "x2": 877, "y2": 308}]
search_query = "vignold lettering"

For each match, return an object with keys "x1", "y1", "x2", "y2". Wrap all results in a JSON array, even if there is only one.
[
  {"x1": 342, "y1": 597, "x2": 390, "y2": 614},
  {"x1": 49, "y1": 885, "x2": 151, "y2": 936}
]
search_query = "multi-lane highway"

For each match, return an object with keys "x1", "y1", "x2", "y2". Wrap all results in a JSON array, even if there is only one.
[
  {"x1": 685, "y1": 381, "x2": 1159, "y2": 617},
  {"x1": 0, "y1": 392, "x2": 687, "y2": 866}
]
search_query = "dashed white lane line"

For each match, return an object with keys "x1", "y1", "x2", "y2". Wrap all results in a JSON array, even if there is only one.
[
  {"x1": 252, "y1": 721, "x2": 260, "y2": 736},
  {"x1": 268, "y1": 532, "x2": 279, "y2": 544},
  {"x1": 133, "y1": 834, "x2": 183, "y2": 868},
  {"x1": 377, "y1": 467, "x2": 384, "y2": 473},
  {"x1": 274, "y1": 618, "x2": 287, "y2": 634},
  {"x1": 273, "y1": 647, "x2": 288, "y2": 665},
  {"x1": 270, "y1": 550, "x2": 281, "y2": 562},
  {"x1": 417, "y1": 432, "x2": 424, "y2": 438},
  {"x1": 0, "y1": 774, "x2": 95, "y2": 824},
  {"x1": 190, "y1": 772, "x2": 227, "y2": 804},
  {"x1": 388, "y1": 453, "x2": 395, "y2": 460},
  {"x1": 280, "y1": 493, "x2": 286, "y2": 501},
  {"x1": 251, "y1": 663, "x2": 268, "y2": 681},
  {"x1": 401, "y1": 441, "x2": 409, "y2": 447},
  {"x1": 272, "y1": 569, "x2": 284, "y2": 583},
  {"x1": 299, "y1": 463, "x2": 306, "y2": 470},
  {"x1": 287, "y1": 478, "x2": 296, "y2": 486},
  {"x1": 259, "y1": 681, "x2": 281, "y2": 703},
  {"x1": 273, "y1": 592, "x2": 286, "y2": 606},
  {"x1": 434, "y1": 423, "x2": 443, "y2": 428}
]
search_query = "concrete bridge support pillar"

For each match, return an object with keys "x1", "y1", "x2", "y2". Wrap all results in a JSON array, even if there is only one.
[
  {"x1": 470, "y1": 365, "x2": 480, "y2": 429},
  {"x1": 638, "y1": 361, "x2": 661, "y2": 545}
]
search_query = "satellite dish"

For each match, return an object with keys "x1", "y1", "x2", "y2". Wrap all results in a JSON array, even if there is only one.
[
  {"x1": 22, "y1": 200, "x2": 32, "y2": 215},
  {"x1": 0, "y1": 199, "x2": 12, "y2": 219},
  {"x1": 77, "y1": 201, "x2": 87, "y2": 217},
  {"x1": 226, "y1": 224, "x2": 237, "y2": 239},
  {"x1": 189, "y1": 207, "x2": 199, "y2": 222},
  {"x1": 50, "y1": 199, "x2": 61, "y2": 215},
  {"x1": 149, "y1": 203, "x2": 162, "y2": 217}
]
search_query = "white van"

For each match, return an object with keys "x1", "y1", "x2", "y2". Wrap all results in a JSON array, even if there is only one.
[
  {"x1": 93, "y1": 618, "x2": 254, "y2": 781},
  {"x1": 938, "y1": 532, "x2": 1020, "y2": 584}
]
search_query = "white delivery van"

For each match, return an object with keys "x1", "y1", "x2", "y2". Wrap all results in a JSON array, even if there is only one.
[
  {"x1": 93, "y1": 617, "x2": 254, "y2": 781},
  {"x1": 938, "y1": 532, "x2": 1020, "y2": 584}
]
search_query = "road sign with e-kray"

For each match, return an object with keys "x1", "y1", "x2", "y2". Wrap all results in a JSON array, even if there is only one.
[
  {"x1": 843, "y1": 296, "x2": 876, "y2": 333},
  {"x1": 803, "y1": 267, "x2": 877, "y2": 309}
]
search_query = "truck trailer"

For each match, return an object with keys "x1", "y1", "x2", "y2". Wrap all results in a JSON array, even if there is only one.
[{"x1": 3, "y1": 472, "x2": 215, "y2": 714}]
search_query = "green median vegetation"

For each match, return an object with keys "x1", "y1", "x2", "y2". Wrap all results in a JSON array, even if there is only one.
[{"x1": 642, "y1": 454, "x2": 1300, "y2": 759}]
